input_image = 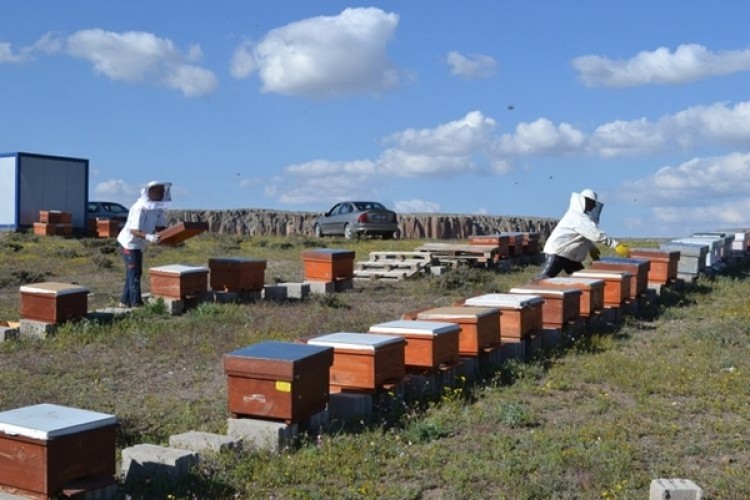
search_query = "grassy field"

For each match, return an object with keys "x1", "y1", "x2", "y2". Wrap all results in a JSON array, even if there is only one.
[{"x1": 1, "y1": 231, "x2": 749, "y2": 499}]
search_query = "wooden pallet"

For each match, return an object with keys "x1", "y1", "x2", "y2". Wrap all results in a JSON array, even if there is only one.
[
  {"x1": 415, "y1": 243, "x2": 501, "y2": 265},
  {"x1": 354, "y1": 252, "x2": 431, "y2": 281}
]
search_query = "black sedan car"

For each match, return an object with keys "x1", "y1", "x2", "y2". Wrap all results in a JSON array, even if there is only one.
[
  {"x1": 87, "y1": 201, "x2": 129, "y2": 221},
  {"x1": 314, "y1": 201, "x2": 399, "y2": 239}
]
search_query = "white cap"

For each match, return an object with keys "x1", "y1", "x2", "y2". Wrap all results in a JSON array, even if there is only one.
[{"x1": 580, "y1": 188, "x2": 598, "y2": 201}]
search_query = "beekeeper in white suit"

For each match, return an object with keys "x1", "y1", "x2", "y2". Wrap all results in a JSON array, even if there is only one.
[{"x1": 536, "y1": 188, "x2": 630, "y2": 280}]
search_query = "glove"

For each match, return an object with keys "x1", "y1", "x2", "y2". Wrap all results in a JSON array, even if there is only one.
[
  {"x1": 614, "y1": 243, "x2": 630, "y2": 258},
  {"x1": 588, "y1": 246, "x2": 601, "y2": 261},
  {"x1": 145, "y1": 233, "x2": 160, "y2": 244}
]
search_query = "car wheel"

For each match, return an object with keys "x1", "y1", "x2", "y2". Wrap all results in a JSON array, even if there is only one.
[
  {"x1": 314, "y1": 224, "x2": 323, "y2": 238},
  {"x1": 344, "y1": 223, "x2": 356, "y2": 240}
]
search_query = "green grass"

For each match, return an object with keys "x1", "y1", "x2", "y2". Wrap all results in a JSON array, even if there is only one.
[{"x1": 1, "y1": 232, "x2": 749, "y2": 498}]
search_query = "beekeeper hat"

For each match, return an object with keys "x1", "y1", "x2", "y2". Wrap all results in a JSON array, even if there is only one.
[{"x1": 580, "y1": 188, "x2": 598, "y2": 202}]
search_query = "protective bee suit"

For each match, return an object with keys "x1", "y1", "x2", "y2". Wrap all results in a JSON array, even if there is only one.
[{"x1": 537, "y1": 189, "x2": 627, "y2": 279}]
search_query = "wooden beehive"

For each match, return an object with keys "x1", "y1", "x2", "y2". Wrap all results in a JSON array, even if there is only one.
[
  {"x1": 591, "y1": 257, "x2": 650, "y2": 298},
  {"x1": 630, "y1": 248, "x2": 680, "y2": 284},
  {"x1": 209, "y1": 257, "x2": 266, "y2": 292},
  {"x1": 508, "y1": 285, "x2": 581, "y2": 329},
  {"x1": 502, "y1": 232, "x2": 524, "y2": 257},
  {"x1": 38, "y1": 210, "x2": 71, "y2": 224},
  {"x1": 659, "y1": 242, "x2": 707, "y2": 275},
  {"x1": 302, "y1": 249, "x2": 355, "y2": 282},
  {"x1": 32, "y1": 223, "x2": 72, "y2": 237},
  {"x1": 223, "y1": 341, "x2": 333, "y2": 423},
  {"x1": 571, "y1": 270, "x2": 632, "y2": 306},
  {"x1": 537, "y1": 277, "x2": 605, "y2": 317},
  {"x1": 157, "y1": 222, "x2": 209, "y2": 246},
  {"x1": 462, "y1": 293, "x2": 544, "y2": 340},
  {"x1": 149, "y1": 264, "x2": 208, "y2": 299},
  {"x1": 468, "y1": 234, "x2": 510, "y2": 258},
  {"x1": 413, "y1": 306, "x2": 500, "y2": 356},
  {"x1": 307, "y1": 333, "x2": 405, "y2": 391},
  {"x1": 0, "y1": 403, "x2": 117, "y2": 498},
  {"x1": 368, "y1": 320, "x2": 460, "y2": 371},
  {"x1": 96, "y1": 218, "x2": 121, "y2": 238},
  {"x1": 20, "y1": 282, "x2": 89, "y2": 324}
]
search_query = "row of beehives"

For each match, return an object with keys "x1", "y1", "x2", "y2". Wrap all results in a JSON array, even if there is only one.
[
  {"x1": 29, "y1": 208, "x2": 124, "y2": 238},
  {"x1": 1, "y1": 230, "x2": 747, "y2": 498}
]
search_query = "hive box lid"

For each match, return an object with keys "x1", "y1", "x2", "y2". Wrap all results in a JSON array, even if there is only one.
[
  {"x1": 209, "y1": 257, "x2": 267, "y2": 265},
  {"x1": 0, "y1": 403, "x2": 117, "y2": 440},
  {"x1": 158, "y1": 221, "x2": 208, "y2": 246},
  {"x1": 631, "y1": 248, "x2": 680, "y2": 259},
  {"x1": 19, "y1": 282, "x2": 89, "y2": 296},
  {"x1": 597, "y1": 257, "x2": 650, "y2": 266},
  {"x1": 308, "y1": 332, "x2": 404, "y2": 351},
  {"x1": 541, "y1": 277, "x2": 605, "y2": 287},
  {"x1": 464, "y1": 293, "x2": 544, "y2": 309},
  {"x1": 509, "y1": 286, "x2": 581, "y2": 297},
  {"x1": 226, "y1": 341, "x2": 332, "y2": 363},
  {"x1": 672, "y1": 238, "x2": 719, "y2": 248},
  {"x1": 417, "y1": 306, "x2": 499, "y2": 319},
  {"x1": 224, "y1": 341, "x2": 333, "y2": 379},
  {"x1": 660, "y1": 242, "x2": 708, "y2": 256},
  {"x1": 302, "y1": 249, "x2": 356, "y2": 261},
  {"x1": 572, "y1": 270, "x2": 633, "y2": 280},
  {"x1": 369, "y1": 320, "x2": 460, "y2": 337},
  {"x1": 692, "y1": 232, "x2": 734, "y2": 242},
  {"x1": 150, "y1": 264, "x2": 209, "y2": 275}
]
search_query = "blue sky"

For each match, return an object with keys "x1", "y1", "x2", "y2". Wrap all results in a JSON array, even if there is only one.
[{"x1": 2, "y1": 1, "x2": 750, "y2": 238}]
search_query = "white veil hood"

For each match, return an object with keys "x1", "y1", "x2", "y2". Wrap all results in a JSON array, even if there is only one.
[{"x1": 138, "y1": 181, "x2": 172, "y2": 210}]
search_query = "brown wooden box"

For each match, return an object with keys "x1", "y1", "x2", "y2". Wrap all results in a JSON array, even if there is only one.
[
  {"x1": 96, "y1": 218, "x2": 121, "y2": 238},
  {"x1": 368, "y1": 320, "x2": 460, "y2": 371},
  {"x1": 157, "y1": 221, "x2": 209, "y2": 246},
  {"x1": 521, "y1": 232, "x2": 541, "y2": 254},
  {"x1": 630, "y1": 248, "x2": 680, "y2": 284},
  {"x1": 591, "y1": 257, "x2": 650, "y2": 298},
  {"x1": 149, "y1": 264, "x2": 208, "y2": 299},
  {"x1": 33, "y1": 222, "x2": 72, "y2": 237},
  {"x1": 38, "y1": 210, "x2": 71, "y2": 224},
  {"x1": 302, "y1": 249, "x2": 355, "y2": 282},
  {"x1": 0, "y1": 404, "x2": 117, "y2": 498},
  {"x1": 538, "y1": 277, "x2": 606, "y2": 317},
  {"x1": 20, "y1": 282, "x2": 89, "y2": 324},
  {"x1": 501, "y1": 232, "x2": 525, "y2": 257},
  {"x1": 412, "y1": 306, "x2": 500, "y2": 356},
  {"x1": 509, "y1": 285, "x2": 581, "y2": 329},
  {"x1": 468, "y1": 235, "x2": 510, "y2": 258},
  {"x1": 461, "y1": 293, "x2": 544, "y2": 340},
  {"x1": 209, "y1": 257, "x2": 267, "y2": 292},
  {"x1": 223, "y1": 341, "x2": 333, "y2": 423},
  {"x1": 308, "y1": 333, "x2": 405, "y2": 391},
  {"x1": 571, "y1": 270, "x2": 632, "y2": 306}
]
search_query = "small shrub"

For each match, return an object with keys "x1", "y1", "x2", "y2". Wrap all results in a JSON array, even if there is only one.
[
  {"x1": 498, "y1": 402, "x2": 538, "y2": 428},
  {"x1": 54, "y1": 248, "x2": 83, "y2": 259},
  {"x1": 435, "y1": 266, "x2": 493, "y2": 291},
  {"x1": 405, "y1": 419, "x2": 453, "y2": 443},
  {"x1": 312, "y1": 293, "x2": 350, "y2": 309},
  {"x1": 92, "y1": 255, "x2": 114, "y2": 269},
  {"x1": 12, "y1": 269, "x2": 52, "y2": 285}
]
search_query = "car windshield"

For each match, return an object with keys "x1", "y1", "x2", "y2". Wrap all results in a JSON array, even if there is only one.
[
  {"x1": 102, "y1": 203, "x2": 128, "y2": 214},
  {"x1": 354, "y1": 202, "x2": 386, "y2": 211}
]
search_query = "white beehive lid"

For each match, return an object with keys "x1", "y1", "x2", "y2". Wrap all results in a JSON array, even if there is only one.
[
  {"x1": 150, "y1": 264, "x2": 209, "y2": 275},
  {"x1": 368, "y1": 320, "x2": 460, "y2": 337},
  {"x1": 308, "y1": 332, "x2": 404, "y2": 351},
  {"x1": 542, "y1": 277, "x2": 605, "y2": 287},
  {"x1": 464, "y1": 293, "x2": 544, "y2": 309},
  {"x1": 572, "y1": 270, "x2": 632, "y2": 280},
  {"x1": 416, "y1": 306, "x2": 499, "y2": 320},
  {"x1": 0, "y1": 403, "x2": 117, "y2": 440},
  {"x1": 509, "y1": 286, "x2": 576, "y2": 297},
  {"x1": 19, "y1": 282, "x2": 89, "y2": 296}
]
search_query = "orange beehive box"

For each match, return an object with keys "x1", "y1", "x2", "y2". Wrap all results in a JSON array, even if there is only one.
[
  {"x1": 302, "y1": 249, "x2": 355, "y2": 282},
  {"x1": 630, "y1": 248, "x2": 680, "y2": 284},
  {"x1": 38, "y1": 210, "x2": 71, "y2": 224},
  {"x1": 412, "y1": 306, "x2": 500, "y2": 356},
  {"x1": 498, "y1": 232, "x2": 524, "y2": 257},
  {"x1": 468, "y1": 234, "x2": 510, "y2": 258},
  {"x1": 96, "y1": 218, "x2": 121, "y2": 238},
  {"x1": 149, "y1": 264, "x2": 208, "y2": 299},
  {"x1": 20, "y1": 282, "x2": 89, "y2": 324},
  {"x1": 591, "y1": 257, "x2": 650, "y2": 298},
  {"x1": 157, "y1": 222, "x2": 209, "y2": 246},
  {"x1": 521, "y1": 232, "x2": 541, "y2": 254},
  {"x1": 33, "y1": 222, "x2": 55, "y2": 236},
  {"x1": 462, "y1": 293, "x2": 544, "y2": 340},
  {"x1": 571, "y1": 270, "x2": 632, "y2": 306},
  {"x1": 368, "y1": 320, "x2": 460, "y2": 371},
  {"x1": 509, "y1": 285, "x2": 581, "y2": 329},
  {"x1": 223, "y1": 341, "x2": 333, "y2": 423},
  {"x1": 209, "y1": 257, "x2": 266, "y2": 292},
  {"x1": 537, "y1": 277, "x2": 605, "y2": 317},
  {"x1": 307, "y1": 333, "x2": 405, "y2": 391},
  {"x1": 0, "y1": 404, "x2": 117, "y2": 498}
]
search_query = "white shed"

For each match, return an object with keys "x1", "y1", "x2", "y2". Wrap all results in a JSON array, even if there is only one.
[{"x1": 0, "y1": 152, "x2": 89, "y2": 232}]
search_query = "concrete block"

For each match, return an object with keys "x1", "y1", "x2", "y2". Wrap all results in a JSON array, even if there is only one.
[
  {"x1": 478, "y1": 345, "x2": 504, "y2": 374},
  {"x1": 168, "y1": 431, "x2": 239, "y2": 454},
  {"x1": 19, "y1": 319, "x2": 57, "y2": 339},
  {"x1": 0, "y1": 325, "x2": 19, "y2": 342},
  {"x1": 263, "y1": 283, "x2": 310, "y2": 300},
  {"x1": 306, "y1": 280, "x2": 336, "y2": 295},
  {"x1": 540, "y1": 327, "x2": 562, "y2": 350},
  {"x1": 327, "y1": 392, "x2": 373, "y2": 422},
  {"x1": 263, "y1": 284, "x2": 288, "y2": 301},
  {"x1": 457, "y1": 356, "x2": 479, "y2": 385},
  {"x1": 499, "y1": 340, "x2": 526, "y2": 362},
  {"x1": 334, "y1": 278, "x2": 354, "y2": 292},
  {"x1": 227, "y1": 418, "x2": 299, "y2": 453},
  {"x1": 148, "y1": 295, "x2": 185, "y2": 315},
  {"x1": 429, "y1": 266, "x2": 448, "y2": 276},
  {"x1": 121, "y1": 443, "x2": 198, "y2": 484},
  {"x1": 436, "y1": 363, "x2": 460, "y2": 391},
  {"x1": 649, "y1": 478, "x2": 703, "y2": 500},
  {"x1": 621, "y1": 298, "x2": 638, "y2": 315},
  {"x1": 211, "y1": 290, "x2": 261, "y2": 303},
  {"x1": 300, "y1": 409, "x2": 330, "y2": 437},
  {"x1": 403, "y1": 372, "x2": 440, "y2": 402},
  {"x1": 525, "y1": 332, "x2": 542, "y2": 359}
]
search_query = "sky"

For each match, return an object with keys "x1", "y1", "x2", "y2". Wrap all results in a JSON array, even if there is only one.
[{"x1": 2, "y1": 1, "x2": 750, "y2": 238}]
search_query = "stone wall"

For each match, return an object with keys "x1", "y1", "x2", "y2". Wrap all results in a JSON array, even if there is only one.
[{"x1": 167, "y1": 209, "x2": 558, "y2": 240}]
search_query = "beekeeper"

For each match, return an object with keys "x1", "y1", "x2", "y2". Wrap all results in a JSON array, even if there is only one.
[
  {"x1": 116, "y1": 181, "x2": 172, "y2": 308},
  {"x1": 537, "y1": 188, "x2": 630, "y2": 280}
]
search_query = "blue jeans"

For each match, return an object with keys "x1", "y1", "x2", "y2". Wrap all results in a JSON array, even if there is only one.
[{"x1": 120, "y1": 247, "x2": 144, "y2": 306}]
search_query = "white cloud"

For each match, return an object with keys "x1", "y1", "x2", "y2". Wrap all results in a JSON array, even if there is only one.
[
  {"x1": 653, "y1": 198, "x2": 750, "y2": 227},
  {"x1": 66, "y1": 29, "x2": 218, "y2": 97},
  {"x1": 230, "y1": 7, "x2": 402, "y2": 97},
  {"x1": 0, "y1": 33, "x2": 61, "y2": 63},
  {"x1": 386, "y1": 110, "x2": 496, "y2": 156},
  {"x1": 445, "y1": 51, "x2": 497, "y2": 79},
  {"x1": 394, "y1": 199, "x2": 441, "y2": 213},
  {"x1": 0, "y1": 42, "x2": 24, "y2": 63},
  {"x1": 494, "y1": 118, "x2": 587, "y2": 155},
  {"x1": 93, "y1": 179, "x2": 140, "y2": 205},
  {"x1": 572, "y1": 43, "x2": 750, "y2": 88}
]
